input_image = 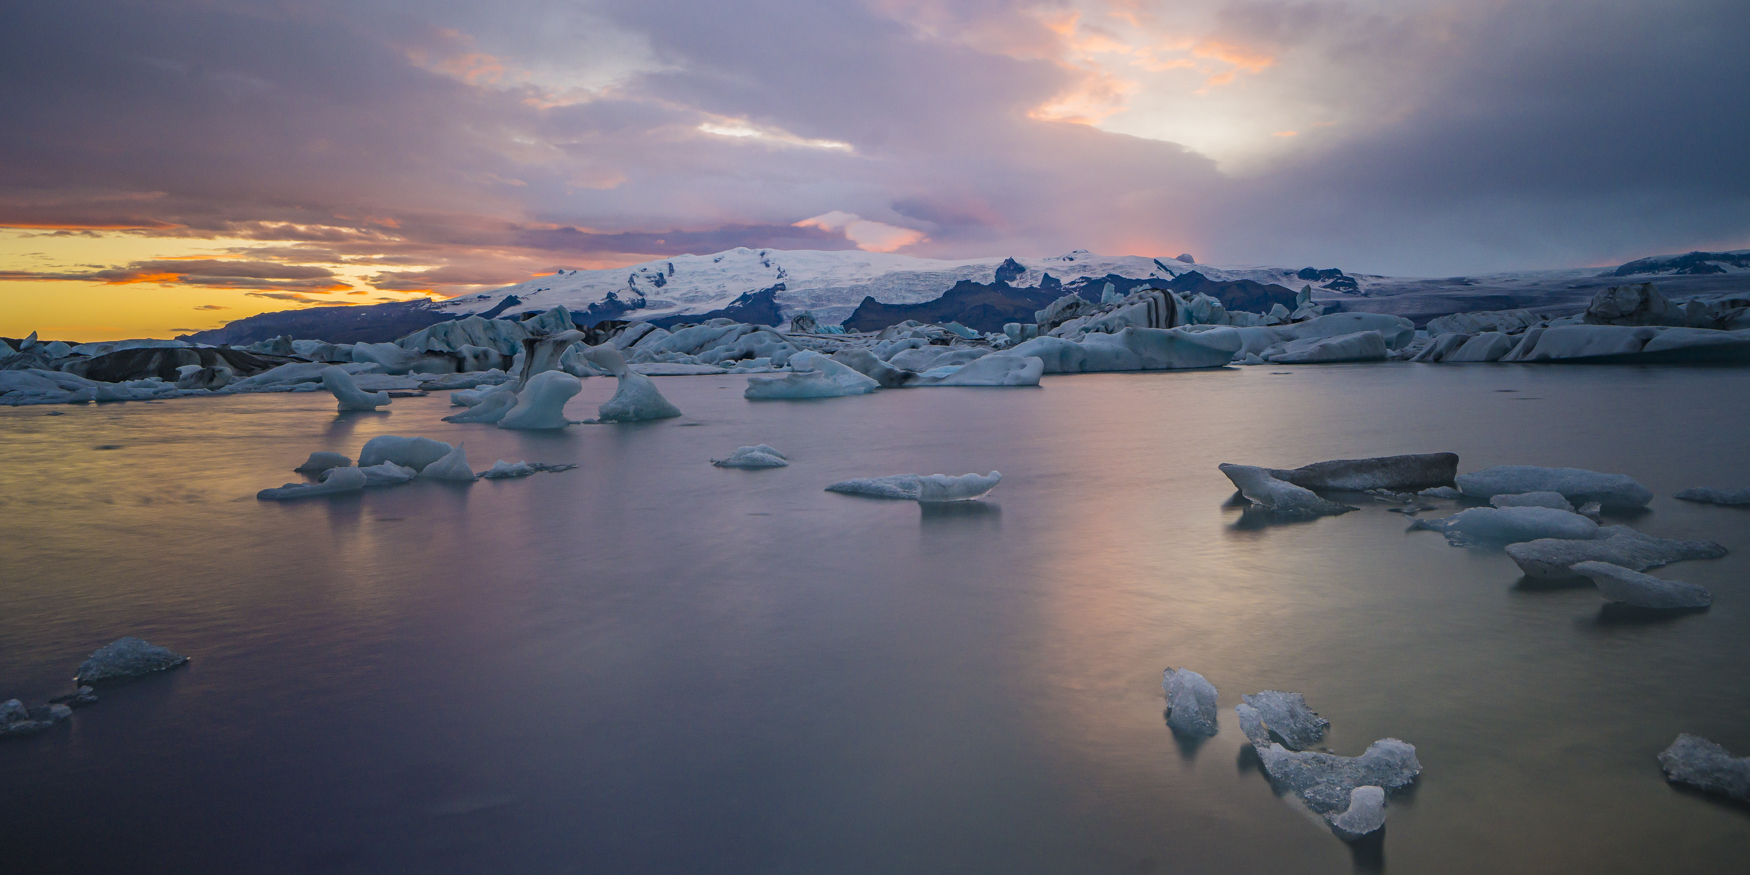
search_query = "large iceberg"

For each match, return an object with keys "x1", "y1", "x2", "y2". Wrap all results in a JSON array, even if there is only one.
[
  {"x1": 914, "y1": 354, "x2": 1044, "y2": 387},
  {"x1": 1501, "y1": 325, "x2": 1750, "y2": 364},
  {"x1": 1658, "y1": 734, "x2": 1750, "y2": 803},
  {"x1": 1162, "y1": 668, "x2": 1219, "y2": 737},
  {"x1": 1504, "y1": 526, "x2": 1726, "y2": 580},
  {"x1": 578, "y1": 346, "x2": 682, "y2": 421},
  {"x1": 442, "y1": 383, "x2": 519, "y2": 424},
  {"x1": 358, "y1": 435, "x2": 454, "y2": 471},
  {"x1": 1266, "y1": 453, "x2": 1458, "y2": 492},
  {"x1": 1009, "y1": 326, "x2": 1241, "y2": 373},
  {"x1": 74, "y1": 637, "x2": 190, "y2": 684},
  {"x1": 1455, "y1": 465, "x2": 1653, "y2": 509},
  {"x1": 498, "y1": 370, "x2": 583, "y2": 429},
  {"x1": 1571, "y1": 561, "x2": 1711, "y2": 609},
  {"x1": 1219, "y1": 464, "x2": 1355, "y2": 517},
  {"x1": 745, "y1": 351, "x2": 879, "y2": 399},
  {"x1": 830, "y1": 349, "x2": 916, "y2": 388},
  {"x1": 1410, "y1": 506, "x2": 1599, "y2": 546},
  {"x1": 826, "y1": 472, "x2": 1001, "y2": 502},
  {"x1": 321, "y1": 366, "x2": 390, "y2": 411},
  {"x1": 712, "y1": 445, "x2": 789, "y2": 469}
]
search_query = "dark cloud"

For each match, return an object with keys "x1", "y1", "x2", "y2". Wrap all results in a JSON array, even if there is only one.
[{"x1": 193, "y1": 304, "x2": 231, "y2": 311}]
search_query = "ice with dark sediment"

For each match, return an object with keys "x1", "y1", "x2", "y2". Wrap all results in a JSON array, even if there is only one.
[
  {"x1": 1410, "y1": 506, "x2": 1598, "y2": 546},
  {"x1": 1162, "y1": 668, "x2": 1220, "y2": 737},
  {"x1": 1659, "y1": 734, "x2": 1750, "y2": 802},
  {"x1": 321, "y1": 365, "x2": 391, "y2": 411},
  {"x1": 1219, "y1": 464, "x2": 1355, "y2": 517},
  {"x1": 499, "y1": 370, "x2": 584, "y2": 429},
  {"x1": 294, "y1": 451, "x2": 351, "y2": 474},
  {"x1": 1241, "y1": 691, "x2": 1329, "y2": 750},
  {"x1": 1489, "y1": 491, "x2": 1575, "y2": 512},
  {"x1": 1571, "y1": 561, "x2": 1711, "y2": 608},
  {"x1": 826, "y1": 472, "x2": 1001, "y2": 502},
  {"x1": 712, "y1": 445, "x2": 789, "y2": 469},
  {"x1": 419, "y1": 443, "x2": 477, "y2": 481},
  {"x1": 1506, "y1": 526, "x2": 1727, "y2": 579},
  {"x1": 1009, "y1": 326, "x2": 1242, "y2": 373},
  {"x1": 74, "y1": 637, "x2": 189, "y2": 684},
  {"x1": 258, "y1": 465, "x2": 368, "y2": 500},
  {"x1": 358, "y1": 435, "x2": 453, "y2": 471},
  {"x1": 1455, "y1": 465, "x2": 1653, "y2": 509},
  {"x1": 830, "y1": 349, "x2": 916, "y2": 388},
  {"x1": 1674, "y1": 486, "x2": 1750, "y2": 506},
  {"x1": 1265, "y1": 453, "x2": 1459, "y2": 492}
]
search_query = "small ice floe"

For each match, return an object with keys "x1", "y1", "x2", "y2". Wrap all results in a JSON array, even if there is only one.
[
  {"x1": 1162, "y1": 668, "x2": 1219, "y2": 737},
  {"x1": 1489, "y1": 491, "x2": 1575, "y2": 512},
  {"x1": 825, "y1": 472, "x2": 1001, "y2": 502},
  {"x1": 712, "y1": 445, "x2": 789, "y2": 469},
  {"x1": 499, "y1": 371, "x2": 583, "y2": 429},
  {"x1": 1327, "y1": 786, "x2": 1388, "y2": 842},
  {"x1": 1659, "y1": 734, "x2": 1750, "y2": 803},
  {"x1": 1674, "y1": 486, "x2": 1750, "y2": 506},
  {"x1": 1455, "y1": 465, "x2": 1653, "y2": 509},
  {"x1": 258, "y1": 465, "x2": 368, "y2": 500},
  {"x1": 321, "y1": 366, "x2": 390, "y2": 411},
  {"x1": 1419, "y1": 486, "x2": 1463, "y2": 499},
  {"x1": 1505, "y1": 527, "x2": 1727, "y2": 580},
  {"x1": 1410, "y1": 506, "x2": 1598, "y2": 546},
  {"x1": 0, "y1": 698, "x2": 72, "y2": 738},
  {"x1": 1239, "y1": 691, "x2": 1329, "y2": 751},
  {"x1": 1219, "y1": 464, "x2": 1354, "y2": 517},
  {"x1": 358, "y1": 435, "x2": 454, "y2": 471},
  {"x1": 420, "y1": 443, "x2": 477, "y2": 481},
  {"x1": 1571, "y1": 561, "x2": 1711, "y2": 609},
  {"x1": 745, "y1": 352, "x2": 879, "y2": 399},
  {"x1": 74, "y1": 637, "x2": 189, "y2": 684},
  {"x1": 478, "y1": 460, "x2": 578, "y2": 479},
  {"x1": 294, "y1": 451, "x2": 351, "y2": 474},
  {"x1": 1250, "y1": 737, "x2": 1420, "y2": 841}
]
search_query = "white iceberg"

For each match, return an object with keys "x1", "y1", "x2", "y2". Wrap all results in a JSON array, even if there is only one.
[
  {"x1": 1410, "y1": 506, "x2": 1599, "y2": 546},
  {"x1": 321, "y1": 365, "x2": 390, "y2": 411},
  {"x1": 1506, "y1": 526, "x2": 1727, "y2": 579},
  {"x1": 578, "y1": 346, "x2": 682, "y2": 421},
  {"x1": 1675, "y1": 486, "x2": 1750, "y2": 506},
  {"x1": 1219, "y1": 464, "x2": 1355, "y2": 517},
  {"x1": 914, "y1": 354, "x2": 1044, "y2": 387},
  {"x1": 1455, "y1": 465, "x2": 1653, "y2": 509},
  {"x1": 1488, "y1": 491, "x2": 1575, "y2": 512},
  {"x1": 1502, "y1": 325, "x2": 1750, "y2": 364},
  {"x1": 294, "y1": 451, "x2": 351, "y2": 474},
  {"x1": 258, "y1": 465, "x2": 369, "y2": 500},
  {"x1": 712, "y1": 445, "x2": 790, "y2": 469},
  {"x1": 498, "y1": 370, "x2": 583, "y2": 429},
  {"x1": 1658, "y1": 734, "x2": 1750, "y2": 803},
  {"x1": 358, "y1": 435, "x2": 454, "y2": 471},
  {"x1": 825, "y1": 471, "x2": 1001, "y2": 502},
  {"x1": 1572, "y1": 561, "x2": 1711, "y2": 609},
  {"x1": 1009, "y1": 326, "x2": 1241, "y2": 373},
  {"x1": 745, "y1": 351, "x2": 879, "y2": 399},
  {"x1": 443, "y1": 383, "x2": 519, "y2": 424},
  {"x1": 419, "y1": 443, "x2": 477, "y2": 481},
  {"x1": 1266, "y1": 330, "x2": 1388, "y2": 364},
  {"x1": 1162, "y1": 667, "x2": 1219, "y2": 737}
]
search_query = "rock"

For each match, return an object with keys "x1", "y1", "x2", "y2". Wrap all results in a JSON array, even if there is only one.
[
  {"x1": 1254, "y1": 739, "x2": 1422, "y2": 814},
  {"x1": 1585, "y1": 283, "x2": 1675, "y2": 326},
  {"x1": 1675, "y1": 486, "x2": 1750, "y2": 506},
  {"x1": 1455, "y1": 465, "x2": 1653, "y2": 509},
  {"x1": 1506, "y1": 527, "x2": 1727, "y2": 580},
  {"x1": 1410, "y1": 506, "x2": 1598, "y2": 546},
  {"x1": 1489, "y1": 491, "x2": 1575, "y2": 512},
  {"x1": 1571, "y1": 561, "x2": 1711, "y2": 609},
  {"x1": 294, "y1": 451, "x2": 352, "y2": 474},
  {"x1": 1241, "y1": 691, "x2": 1329, "y2": 751},
  {"x1": 74, "y1": 637, "x2": 189, "y2": 684},
  {"x1": 1220, "y1": 464, "x2": 1356, "y2": 517},
  {"x1": 1266, "y1": 453, "x2": 1459, "y2": 492},
  {"x1": 1659, "y1": 734, "x2": 1750, "y2": 802},
  {"x1": 48, "y1": 686, "x2": 98, "y2": 708},
  {"x1": 1163, "y1": 668, "x2": 1219, "y2": 737},
  {"x1": 712, "y1": 445, "x2": 789, "y2": 469},
  {"x1": 1327, "y1": 786, "x2": 1388, "y2": 841}
]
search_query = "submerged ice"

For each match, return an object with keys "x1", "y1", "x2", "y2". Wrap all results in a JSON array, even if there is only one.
[{"x1": 713, "y1": 445, "x2": 789, "y2": 469}]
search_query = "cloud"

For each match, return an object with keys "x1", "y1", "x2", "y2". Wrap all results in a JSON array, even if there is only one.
[
  {"x1": 193, "y1": 304, "x2": 230, "y2": 310},
  {"x1": 244, "y1": 291, "x2": 350, "y2": 304},
  {"x1": 794, "y1": 212, "x2": 928, "y2": 253}
]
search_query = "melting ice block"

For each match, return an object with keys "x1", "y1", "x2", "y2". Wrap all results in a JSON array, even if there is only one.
[
  {"x1": 294, "y1": 451, "x2": 351, "y2": 474},
  {"x1": 1266, "y1": 330, "x2": 1388, "y2": 364},
  {"x1": 1219, "y1": 464, "x2": 1354, "y2": 517},
  {"x1": 419, "y1": 443, "x2": 477, "y2": 481},
  {"x1": 499, "y1": 370, "x2": 583, "y2": 429},
  {"x1": 1410, "y1": 506, "x2": 1598, "y2": 546},
  {"x1": 1162, "y1": 668, "x2": 1219, "y2": 737},
  {"x1": 1659, "y1": 734, "x2": 1750, "y2": 803},
  {"x1": 712, "y1": 445, "x2": 789, "y2": 469},
  {"x1": 444, "y1": 383, "x2": 518, "y2": 423},
  {"x1": 1571, "y1": 561, "x2": 1711, "y2": 609},
  {"x1": 258, "y1": 465, "x2": 368, "y2": 500},
  {"x1": 321, "y1": 365, "x2": 390, "y2": 411},
  {"x1": 1455, "y1": 465, "x2": 1652, "y2": 509},
  {"x1": 74, "y1": 637, "x2": 189, "y2": 684},
  {"x1": 825, "y1": 472, "x2": 1001, "y2": 502},
  {"x1": 1241, "y1": 691, "x2": 1329, "y2": 751},
  {"x1": 478, "y1": 460, "x2": 577, "y2": 479},
  {"x1": 1674, "y1": 486, "x2": 1750, "y2": 506},
  {"x1": 358, "y1": 436, "x2": 453, "y2": 471},
  {"x1": 597, "y1": 371, "x2": 681, "y2": 421},
  {"x1": 914, "y1": 354, "x2": 1044, "y2": 387},
  {"x1": 1505, "y1": 526, "x2": 1726, "y2": 579}
]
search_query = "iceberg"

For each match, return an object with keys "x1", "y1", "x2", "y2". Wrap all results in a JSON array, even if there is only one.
[
  {"x1": 321, "y1": 365, "x2": 391, "y2": 411},
  {"x1": 1658, "y1": 734, "x2": 1750, "y2": 803},
  {"x1": 1162, "y1": 667, "x2": 1219, "y2": 737},
  {"x1": 1455, "y1": 465, "x2": 1653, "y2": 509},
  {"x1": 294, "y1": 451, "x2": 351, "y2": 474},
  {"x1": 1009, "y1": 326, "x2": 1241, "y2": 373},
  {"x1": 257, "y1": 465, "x2": 369, "y2": 500},
  {"x1": 1266, "y1": 453, "x2": 1459, "y2": 492},
  {"x1": 1674, "y1": 486, "x2": 1750, "y2": 505},
  {"x1": 1240, "y1": 691, "x2": 1329, "y2": 751},
  {"x1": 1488, "y1": 491, "x2": 1575, "y2": 512},
  {"x1": 1504, "y1": 526, "x2": 1726, "y2": 580},
  {"x1": 745, "y1": 351, "x2": 879, "y2": 399},
  {"x1": 1571, "y1": 561, "x2": 1711, "y2": 609},
  {"x1": 1410, "y1": 506, "x2": 1599, "y2": 546},
  {"x1": 1266, "y1": 330, "x2": 1388, "y2": 364},
  {"x1": 498, "y1": 371, "x2": 583, "y2": 429},
  {"x1": 577, "y1": 345, "x2": 682, "y2": 421},
  {"x1": 73, "y1": 637, "x2": 189, "y2": 684},
  {"x1": 1326, "y1": 786, "x2": 1388, "y2": 842},
  {"x1": 914, "y1": 354, "x2": 1044, "y2": 387},
  {"x1": 825, "y1": 472, "x2": 1001, "y2": 502},
  {"x1": 712, "y1": 445, "x2": 790, "y2": 469},
  {"x1": 830, "y1": 349, "x2": 916, "y2": 388},
  {"x1": 1219, "y1": 464, "x2": 1355, "y2": 517},
  {"x1": 419, "y1": 443, "x2": 477, "y2": 481},
  {"x1": 1252, "y1": 739, "x2": 1422, "y2": 813},
  {"x1": 0, "y1": 700, "x2": 72, "y2": 737},
  {"x1": 1442, "y1": 332, "x2": 1518, "y2": 363},
  {"x1": 1502, "y1": 325, "x2": 1750, "y2": 364},
  {"x1": 358, "y1": 435, "x2": 454, "y2": 471},
  {"x1": 442, "y1": 383, "x2": 519, "y2": 424},
  {"x1": 1419, "y1": 486, "x2": 1464, "y2": 499}
]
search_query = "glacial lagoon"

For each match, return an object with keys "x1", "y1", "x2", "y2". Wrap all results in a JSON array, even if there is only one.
[{"x1": 3, "y1": 363, "x2": 1749, "y2": 873}]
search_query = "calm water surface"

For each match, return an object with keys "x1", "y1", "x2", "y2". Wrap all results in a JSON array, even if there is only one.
[{"x1": 2, "y1": 363, "x2": 1748, "y2": 874}]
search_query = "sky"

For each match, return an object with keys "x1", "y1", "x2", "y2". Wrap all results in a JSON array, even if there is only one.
[{"x1": 2, "y1": 0, "x2": 1747, "y2": 340}]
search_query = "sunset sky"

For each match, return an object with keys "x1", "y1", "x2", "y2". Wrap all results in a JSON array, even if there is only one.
[{"x1": 3, "y1": 0, "x2": 1746, "y2": 341}]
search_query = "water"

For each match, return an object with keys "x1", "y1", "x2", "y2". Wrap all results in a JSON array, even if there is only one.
[{"x1": 3, "y1": 363, "x2": 1748, "y2": 874}]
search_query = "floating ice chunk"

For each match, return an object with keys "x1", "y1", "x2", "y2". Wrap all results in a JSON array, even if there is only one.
[
  {"x1": 498, "y1": 370, "x2": 583, "y2": 429},
  {"x1": 1254, "y1": 739, "x2": 1421, "y2": 814},
  {"x1": 917, "y1": 471, "x2": 1001, "y2": 502},
  {"x1": 420, "y1": 443, "x2": 477, "y2": 481},
  {"x1": 713, "y1": 445, "x2": 790, "y2": 469},
  {"x1": 1266, "y1": 453, "x2": 1459, "y2": 492},
  {"x1": 1162, "y1": 668, "x2": 1219, "y2": 737},
  {"x1": 1659, "y1": 734, "x2": 1750, "y2": 803},
  {"x1": 1418, "y1": 486, "x2": 1463, "y2": 499},
  {"x1": 1455, "y1": 465, "x2": 1653, "y2": 509},
  {"x1": 1241, "y1": 691, "x2": 1329, "y2": 751},
  {"x1": 1674, "y1": 486, "x2": 1750, "y2": 505},
  {"x1": 745, "y1": 351, "x2": 879, "y2": 399},
  {"x1": 443, "y1": 383, "x2": 518, "y2": 423},
  {"x1": 321, "y1": 365, "x2": 391, "y2": 411},
  {"x1": 1506, "y1": 526, "x2": 1726, "y2": 579},
  {"x1": 598, "y1": 371, "x2": 680, "y2": 421},
  {"x1": 419, "y1": 370, "x2": 512, "y2": 391},
  {"x1": 1219, "y1": 464, "x2": 1355, "y2": 517},
  {"x1": 826, "y1": 474, "x2": 923, "y2": 500},
  {"x1": 1571, "y1": 561, "x2": 1711, "y2": 609},
  {"x1": 1411, "y1": 506, "x2": 1598, "y2": 546},
  {"x1": 1489, "y1": 491, "x2": 1575, "y2": 512},
  {"x1": 1010, "y1": 326, "x2": 1241, "y2": 373},
  {"x1": 1327, "y1": 786, "x2": 1388, "y2": 841},
  {"x1": 74, "y1": 637, "x2": 189, "y2": 684},
  {"x1": 1266, "y1": 330, "x2": 1388, "y2": 364},
  {"x1": 294, "y1": 451, "x2": 351, "y2": 474},
  {"x1": 358, "y1": 435, "x2": 453, "y2": 471},
  {"x1": 358, "y1": 462, "x2": 417, "y2": 486},
  {"x1": 258, "y1": 465, "x2": 369, "y2": 500},
  {"x1": 1444, "y1": 332, "x2": 1517, "y2": 363},
  {"x1": 915, "y1": 354, "x2": 1044, "y2": 387}
]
